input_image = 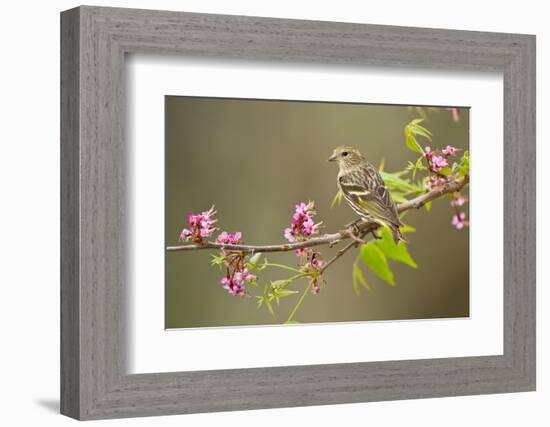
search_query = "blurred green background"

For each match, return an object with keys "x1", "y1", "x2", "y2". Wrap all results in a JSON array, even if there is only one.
[{"x1": 165, "y1": 97, "x2": 469, "y2": 329}]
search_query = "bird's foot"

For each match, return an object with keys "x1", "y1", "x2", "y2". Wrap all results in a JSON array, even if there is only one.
[
  {"x1": 344, "y1": 218, "x2": 362, "y2": 229},
  {"x1": 349, "y1": 233, "x2": 366, "y2": 245},
  {"x1": 347, "y1": 225, "x2": 367, "y2": 246},
  {"x1": 370, "y1": 230, "x2": 382, "y2": 240}
]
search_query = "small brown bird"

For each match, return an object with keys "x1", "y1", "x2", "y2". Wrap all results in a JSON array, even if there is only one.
[{"x1": 328, "y1": 145, "x2": 406, "y2": 244}]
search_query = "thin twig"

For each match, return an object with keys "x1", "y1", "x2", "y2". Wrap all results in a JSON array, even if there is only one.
[
  {"x1": 166, "y1": 176, "x2": 468, "y2": 254},
  {"x1": 320, "y1": 232, "x2": 368, "y2": 274},
  {"x1": 286, "y1": 283, "x2": 311, "y2": 323}
]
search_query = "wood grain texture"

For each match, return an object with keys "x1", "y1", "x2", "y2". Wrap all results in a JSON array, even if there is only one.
[
  {"x1": 60, "y1": 7, "x2": 80, "y2": 419},
  {"x1": 60, "y1": 5, "x2": 536, "y2": 420}
]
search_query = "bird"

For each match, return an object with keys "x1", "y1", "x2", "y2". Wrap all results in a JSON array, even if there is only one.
[{"x1": 328, "y1": 145, "x2": 407, "y2": 244}]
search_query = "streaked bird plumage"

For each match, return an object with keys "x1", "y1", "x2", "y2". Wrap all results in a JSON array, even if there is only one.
[{"x1": 328, "y1": 145, "x2": 406, "y2": 244}]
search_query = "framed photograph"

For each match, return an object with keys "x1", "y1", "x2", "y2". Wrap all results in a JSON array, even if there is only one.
[{"x1": 61, "y1": 6, "x2": 536, "y2": 420}]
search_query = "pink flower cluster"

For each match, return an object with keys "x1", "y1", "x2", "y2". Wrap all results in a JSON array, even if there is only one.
[
  {"x1": 450, "y1": 195, "x2": 466, "y2": 207},
  {"x1": 216, "y1": 230, "x2": 256, "y2": 297},
  {"x1": 431, "y1": 154, "x2": 448, "y2": 171},
  {"x1": 424, "y1": 146, "x2": 457, "y2": 172},
  {"x1": 426, "y1": 174, "x2": 448, "y2": 189},
  {"x1": 284, "y1": 201, "x2": 321, "y2": 246},
  {"x1": 220, "y1": 267, "x2": 256, "y2": 297},
  {"x1": 442, "y1": 145, "x2": 457, "y2": 156},
  {"x1": 450, "y1": 193, "x2": 469, "y2": 230},
  {"x1": 451, "y1": 212, "x2": 469, "y2": 230},
  {"x1": 423, "y1": 145, "x2": 459, "y2": 189},
  {"x1": 180, "y1": 206, "x2": 218, "y2": 243},
  {"x1": 178, "y1": 205, "x2": 258, "y2": 297},
  {"x1": 216, "y1": 231, "x2": 242, "y2": 252},
  {"x1": 422, "y1": 146, "x2": 469, "y2": 230},
  {"x1": 283, "y1": 201, "x2": 325, "y2": 293}
]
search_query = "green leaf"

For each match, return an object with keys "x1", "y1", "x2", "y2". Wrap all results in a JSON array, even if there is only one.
[
  {"x1": 375, "y1": 228, "x2": 418, "y2": 268},
  {"x1": 405, "y1": 133, "x2": 424, "y2": 154},
  {"x1": 360, "y1": 244, "x2": 395, "y2": 286},
  {"x1": 400, "y1": 224, "x2": 416, "y2": 233},
  {"x1": 247, "y1": 252, "x2": 262, "y2": 267},
  {"x1": 331, "y1": 190, "x2": 344, "y2": 208},
  {"x1": 389, "y1": 192, "x2": 409, "y2": 203},
  {"x1": 265, "y1": 299, "x2": 275, "y2": 317},
  {"x1": 425, "y1": 201, "x2": 432, "y2": 211},
  {"x1": 284, "y1": 320, "x2": 301, "y2": 324},
  {"x1": 352, "y1": 272, "x2": 361, "y2": 296},
  {"x1": 270, "y1": 279, "x2": 293, "y2": 289},
  {"x1": 260, "y1": 285, "x2": 275, "y2": 317},
  {"x1": 353, "y1": 263, "x2": 370, "y2": 293},
  {"x1": 407, "y1": 158, "x2": 427, "y2": 180},
  {"x1": 273, "y1": 289, "x2": 299, "y2": 297},
  {"x1": 379, "y1": 157, "x2": 385, "y2": 172},
  {"x1": 404, "y1": 119, "x2": 432, "y2": 154},
  {"x1": 411, "y1": 124, "x2": 433, "y2": 140},
  {"x1": 409, "y1": 118, "x2": 433, "y2": 136},
  {"x1": 210, "y1": 253, "x2": 227, "y2": 267},
  {"x1": 380, "y1": 171, "x2": 424, "y2": 194},
  {"x1": 457, "y1": 150, "x2": 470, "y2": 177}
]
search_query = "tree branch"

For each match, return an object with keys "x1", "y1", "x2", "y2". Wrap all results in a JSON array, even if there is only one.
[{"x1": 166, "y1": 176, "x2": 468, "y2": 254}]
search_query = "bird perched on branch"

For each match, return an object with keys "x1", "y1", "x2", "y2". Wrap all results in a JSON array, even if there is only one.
[{"x1": 328, "y1": 145, "x2": 407, "y2": 244}]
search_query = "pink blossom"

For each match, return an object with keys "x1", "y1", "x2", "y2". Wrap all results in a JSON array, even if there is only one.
[
  {"x1": 284, "y1": 227, "x2": 295, "y2": 242},
  {"x1": 431, "y1": 155, "x2": 448, "y2": 172},
  {"x1": 451, "y1": 212, "x2": 469, "y2": 230},
  {"x1": 214, "y1": 230, "x2": 257, "y2": 297},
  {"x1": 306, "y1": 256, "x2": 324, "y2": 271},
  {"x1": 294, "y1": 202, "x2": 309, "y2": 218},
  {"x1": 284, "y1": 201, "x2": 322, "y2": 247},
  {"x1": 180, "y1": 228, "x2": 193, "y2": 240},
  {"x1": 442, "y1": 145, "x2": 458, "y2": 156},
  {"x1": 311, "y1": 281, "x2": 320, "y2": 294},
  {"x1": 220, "y1": 267, "x2": 256, "y2": 297},
  {"x1": 216, "y1": 231, "x2": 242, "y2": 245},
  {"x1": 447, "y1": 108, "x2": 460, "y2": 122},
  {"x1": 423, "y1": 146, "x2": 433, "y2": 160},
  {"x1": 450, "y1": 196, "x2": 466, "y2": 207},
  {"x1": 302, "y1": 217, "x2": 317, "y2": 234},
  {"x1": 426, "y1": 174, "x2": 447, "y2": 190},
  {"x1": 301, "y1": 250, "x2": 324, "y2": 294},
  {"x1": 234, "y1": 268, "x2": 256, "y2": 284},
  {"x1": 295, "y1": 247, "x2": 315, "y2": 257},
  {"x1": 180, "y1": 206, "x2": 218, "y2": 243},
  {"x1": 220, "y1": 276, "x2": 246, "y2": 296}
]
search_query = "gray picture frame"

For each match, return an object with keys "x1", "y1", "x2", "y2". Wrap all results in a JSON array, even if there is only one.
[{"x1": 60, "y1": 5, "x2": 536, "y2": 420}]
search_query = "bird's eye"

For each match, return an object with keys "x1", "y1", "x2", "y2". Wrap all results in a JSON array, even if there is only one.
[{"x1": 342, "y1": 152, "x2": 348, "y2": 157}]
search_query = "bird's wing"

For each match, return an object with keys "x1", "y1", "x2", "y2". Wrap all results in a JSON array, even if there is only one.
[{"x1": 339, "y1": 165, "x2": 401, "y2": 226}]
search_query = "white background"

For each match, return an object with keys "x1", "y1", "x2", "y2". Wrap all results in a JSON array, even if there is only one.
[
  {"x1": 129, "y1": 57, "x2": 503, "y2": 373},
  {"x1": 0, "y1": 1, "x2": 547, "y2": 426}
]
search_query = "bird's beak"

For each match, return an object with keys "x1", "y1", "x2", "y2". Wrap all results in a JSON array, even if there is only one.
[{"x1": 327, "y1": 154, "x2": 337, "y2": 162}]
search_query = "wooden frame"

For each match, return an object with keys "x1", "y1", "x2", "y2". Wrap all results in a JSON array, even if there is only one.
[{"x1": 61, "y1": 5, "x2": 536, "y2": 420}]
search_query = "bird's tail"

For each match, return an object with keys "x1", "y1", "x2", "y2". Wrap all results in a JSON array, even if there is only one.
[{"x1": 391, "y1": 226, "x2": 409, "y2": 245}]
